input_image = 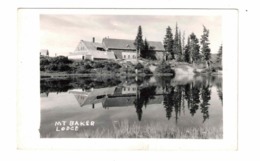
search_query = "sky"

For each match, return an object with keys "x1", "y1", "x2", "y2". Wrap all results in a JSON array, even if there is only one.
[{"x1": 40, "y1": 15, "x2": 222, "y2": 56}]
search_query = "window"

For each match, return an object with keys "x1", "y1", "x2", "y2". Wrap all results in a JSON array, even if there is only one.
[
  {"x1": 128, "y1": 87, "x2": 130, "y2": 91},
  {"x1": 128, "y1": 55, "x2": 130, "y2": 59},
  {"x1": 133, "y1": 55, "x2": 135, "y2": 59},
  {"x1": 124, "y1": 55, "x2": 126, "y2": 59}
]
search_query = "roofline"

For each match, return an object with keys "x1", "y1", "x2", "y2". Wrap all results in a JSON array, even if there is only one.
[
  {"x1": 107, "y1": 47, "x2": 136, "y2": 50},
  {"x1": 103, "y1": 37, "x2": 163, "y2": 43}
]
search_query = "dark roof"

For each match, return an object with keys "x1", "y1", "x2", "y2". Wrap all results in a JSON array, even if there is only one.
[
  {"x1": 103, "y1": 38, "x2": 136, "y2": 50},
  {"x1": 103, "y1": 96, "x2": 136, "y2": 108},
  {"x1": 102, "y1": 38, "x2": 165, "y2": 51},
  {"x1": 148, "y1": 41, "x2": 165, "y2": 51},
  {"x1": 103, "y1": 95, "x2": 163, "y2": 108}
]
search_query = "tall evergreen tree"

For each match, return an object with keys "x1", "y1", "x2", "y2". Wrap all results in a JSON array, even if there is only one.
[
  {"x1": 200, "y1": 25, "x2": 211, "y2": 68},
  {"x1": 141, "y1": 38, "x2": 149, "y2": 59},
  {"x1": 173, "y1": 23, "x2": 182, "y2": 61},
  {"x1": 181, "y1": 31, "x2": 186, "y2": 59},
  {"x1": 163, "y1": 26, "x2": 174, "y2": 60},
  {"x1": 217, "y1": 44, "x2": 222, "y2": 65},
  {"x1": 178, "y1": 30, "x2": 183, "y2": 61},
  {"x1": 183, "y1": 37, "x2": 191, "y2": 63},
  {"x1": 189, "y1": 33, "x2": 200, "y2": 64},
  {"x1": 134, "y1": 25, "x2": 144, "y2": 57}
]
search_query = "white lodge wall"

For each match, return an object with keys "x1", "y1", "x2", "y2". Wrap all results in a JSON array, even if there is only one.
[{"x1": 122, "y1": 52, "x2": 137, "y2": 60}]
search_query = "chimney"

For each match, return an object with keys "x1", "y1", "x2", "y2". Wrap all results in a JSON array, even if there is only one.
[{"x1": 92, "y1": 37, "x2": 95, "y2": 43}]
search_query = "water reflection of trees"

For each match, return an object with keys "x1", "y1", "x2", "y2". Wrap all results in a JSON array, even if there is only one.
[
  {"x1": 40, "y1": 76, "x2": 122, "y2": 94},
  {"x1": 134, "y1": 86, "x2": 157, "y2": 121},
  {"x1": 162, "y1": 86, "x2": 174, "y2": 120},
  {"x1": 40, "y1": 78, "x2": 74, "y2": 94},
  {"x1": 190, "y1": 83, "x2": 201, "y2": 116},
  {"x1": 215, "y1": 76, "x2": 223, "y2": 104},
  {"x1": 41, "y1": 75, "x2": 221, "y2": 123},
  {"x1": 200, "y1": 84, "x2": 211, "y2": 122},
  {"x1": 157, "y1": 76, "x2": 214, "y2": 123},
  {"x1": 132, "y1": 75, "x2": 215, "y2": 123}
]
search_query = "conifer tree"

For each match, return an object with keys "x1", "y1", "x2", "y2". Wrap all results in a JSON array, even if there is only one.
[
  {"x1": 189, "y1": 33, "x2": 200, "y2": 64},
  {"x1": 181, "y1": 31, "x2": 185, "y2": 57},
  {"x1": 178, "y1": 30, "x2": 183, "y2": 61},
  {"x1": 173, "y1": 23, "x2": 181, "y2": 61},
  {"x1": 217, "y1": 44, "x2": 222, "y2": 65},
  {"x1": 134, "y1": 25, "x2": 144, "y2": 57},
  {"x1": 163, "y1": 26, "x2": 174, "y2": 60},
  {"x1": 141, "y1": 38, "x2": 149, "y2": 59},
  {"x1": 200, "y1": 25, "x2": 211, "y2": 68},
  {"x1": 184, "y1": 37, "x2": 191, "y2": 63}
]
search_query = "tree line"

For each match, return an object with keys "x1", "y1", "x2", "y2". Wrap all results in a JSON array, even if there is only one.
[{"x1": 134, "y1": 24, "x2": 222, "y2": 68}]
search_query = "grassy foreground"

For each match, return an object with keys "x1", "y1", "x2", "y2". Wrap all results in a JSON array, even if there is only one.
[
  {"x1": 79, "y1": 122, "x2": 222, "y2": 139},
  {"x1": 42, "y1": 120, "x2": 222, "y2": 139}
]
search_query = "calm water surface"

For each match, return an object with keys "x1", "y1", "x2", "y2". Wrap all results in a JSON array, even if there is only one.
[{"x1": 40, "y1": 75, "x2": 223, "y2": 138}]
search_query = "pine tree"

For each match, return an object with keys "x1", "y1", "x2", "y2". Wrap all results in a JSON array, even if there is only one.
[
  {"x1": 134, "y1": 25, "x2": 144, "y2": 57},
  {"x1": 141, "y1": 38, "x2": 149, "y2": 59},
  {"x1": 173, "y1": 23, "x2": 182, "y2": 61},
  {"x1": 189, "y1": 33, "x2": 200, "y2": 64},
  {"x1": 181, "y1": 31, "x2": 185, "y2": 59},
  {"x1": 183, "y1": 37, "x2": 191, "y2": 63},
  {"x1": 178, "y1": 30, "x2": 183, "y2": 61},
  {"x1": 200, "y1": 25, "x2": 211, "y2": 68},
  {"x1": 217, "y1": 44, "x2": 222, "y2": 65},
  {"x1": 163, "y1": 26, "x2": 174, "y2": 60}
]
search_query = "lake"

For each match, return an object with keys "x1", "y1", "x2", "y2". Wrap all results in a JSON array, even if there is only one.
[{"x1": 40, "y1": 75, "x2": 223, "y2": 138}]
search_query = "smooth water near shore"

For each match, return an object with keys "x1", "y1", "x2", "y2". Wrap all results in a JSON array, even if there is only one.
[{"x1": 40, "y1": 75, "x2": 223, "y2": 138}]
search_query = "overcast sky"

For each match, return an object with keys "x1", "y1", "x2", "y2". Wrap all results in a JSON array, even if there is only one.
[{"x1": 40, "y1": 15, "x2": 222, "y2": 56}]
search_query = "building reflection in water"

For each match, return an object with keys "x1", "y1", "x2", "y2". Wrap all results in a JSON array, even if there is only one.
[{"x1": 58, "y1": 75, "x2": 220, "y2": 123}]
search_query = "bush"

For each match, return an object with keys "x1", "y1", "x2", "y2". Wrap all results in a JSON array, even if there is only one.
[
  {"x1": 135, "y1": 63, "x2": 144, "y2": 70},
  {"x1": 51, "y1": 56, "x2": 72, "y2": 64},
  {"x1": 93, "y1": 61, "x2": 104, "y2": 68},
  {"x1": 57, "y1": 63, "x2": 71, "y2": 72},
  {"x1": 45, "y1": 64, "x2": 58, "y2": 71},
  {"x1": 155, "y1": 61, "x2": 175, "y2": 75},
  {"x1": 40, "y1": 57, "x2": 50, "y2": 66},
  {"x1": 40, "y1": 65, "x2": 45, "y2": 71},
  {"x1": 76, "y1": 66, "x2": 91, "y2": 74}
]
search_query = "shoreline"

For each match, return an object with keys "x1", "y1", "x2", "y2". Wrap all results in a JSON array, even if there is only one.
[
  {"x1": 40, "y1": 72, "x2": 174, "y2": 78},
  {"x1": 40, "y1": 70, "x2": 222, "y2": 78}
]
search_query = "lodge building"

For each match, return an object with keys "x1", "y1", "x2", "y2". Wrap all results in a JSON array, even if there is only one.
[{"x1": 68, "y1": 37, "x2": 165, "y2": 61}]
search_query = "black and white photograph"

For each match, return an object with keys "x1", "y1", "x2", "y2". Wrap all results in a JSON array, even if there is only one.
[
  {"x1": 39, "y1": 13, "x2": 223, "y2": 139},
  {"x1": 4, "y1": 0, "x2": 259, "y2": 160},
  {"x1": 16, "y1": 8, "x2": 239, "y2": 151}
]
